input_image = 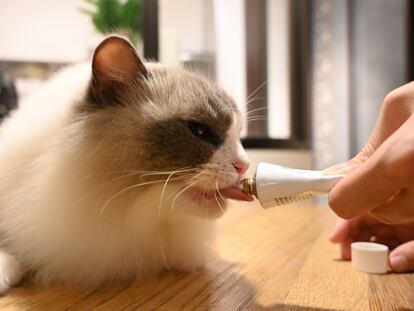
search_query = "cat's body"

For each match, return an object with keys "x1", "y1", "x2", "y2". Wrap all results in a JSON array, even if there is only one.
[{"x1": 0, "y1": 37, "x2": 251, "y2": 291}]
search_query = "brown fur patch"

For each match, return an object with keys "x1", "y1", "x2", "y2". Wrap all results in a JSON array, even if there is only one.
[{"x1": 79, "y1": 52, "x2": 236, "y2": 174}]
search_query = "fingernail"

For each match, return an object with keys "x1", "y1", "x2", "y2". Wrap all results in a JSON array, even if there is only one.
[
  {"x1": 390, "y1": 255, "x2": 409, "y2": 272},
  {"x1": 328, "y1": 227, "x2": 341, "y2": 242},
  {"x1": 329, "y1": 231, "x2": 339, "y2": 242}
]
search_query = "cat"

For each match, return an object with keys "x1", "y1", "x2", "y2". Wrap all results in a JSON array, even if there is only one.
[{"x1": 0, "y1": 36, "x2": 253, "y2": 292}]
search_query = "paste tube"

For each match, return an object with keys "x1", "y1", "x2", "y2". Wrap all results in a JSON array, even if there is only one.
[{"x1": 240, "y1": 162, "x2": 344, "y2": 208}]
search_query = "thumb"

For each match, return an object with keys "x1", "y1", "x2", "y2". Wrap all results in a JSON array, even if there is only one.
[
  {"x1": 389, "y1": 241, "x2": 414, "y2": 273},
  {"x1": 323, "y1": 161, "x2": 351, "y2": 175},
  {"x1": 323, "y1": 143, "x2": 376, "y2": 176}
]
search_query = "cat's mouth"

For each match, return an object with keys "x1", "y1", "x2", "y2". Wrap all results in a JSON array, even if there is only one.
[{"x1": 185, "y1": 185, "x2": 254, "y2": 205}]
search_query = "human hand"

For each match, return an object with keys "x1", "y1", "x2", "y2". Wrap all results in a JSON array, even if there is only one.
[
  {"x1": 326, "y1": 82, "x2": 414, "y2": 224},
  {"x1": 330, "y1": 214, "x2": 414, "y2": 272}
]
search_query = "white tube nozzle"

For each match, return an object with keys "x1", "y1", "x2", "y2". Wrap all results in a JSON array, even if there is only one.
[{"x1": 240, "y1": 162, "x2": 344, "y2": 208}]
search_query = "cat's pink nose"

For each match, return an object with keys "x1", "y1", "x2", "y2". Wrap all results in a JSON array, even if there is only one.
[{"x1": 232, "y1": 160, "x2": 249, "y2": 175}]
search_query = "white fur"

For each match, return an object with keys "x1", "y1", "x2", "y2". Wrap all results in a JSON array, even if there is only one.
[
  {"x1": 0, "y1": 251, "x2": 23, "y2": 294},
  {"x1": 0, "y1": 64, "x2": 246, "y2": 289}
]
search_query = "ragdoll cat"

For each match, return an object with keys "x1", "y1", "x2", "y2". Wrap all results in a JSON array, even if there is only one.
[{"x1": 0, "y1": 36, "x2": 253, "y2": 292}]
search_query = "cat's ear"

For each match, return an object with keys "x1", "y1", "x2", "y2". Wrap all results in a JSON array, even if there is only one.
[{"x1": 89, "y1": 36, "x2": 148, "y2": 105}]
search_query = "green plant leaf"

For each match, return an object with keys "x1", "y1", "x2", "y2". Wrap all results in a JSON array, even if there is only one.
[{"x1": 80, "y1": 0, "x2": 142, "y2": 43}]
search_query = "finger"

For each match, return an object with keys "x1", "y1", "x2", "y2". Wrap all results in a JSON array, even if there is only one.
[
  {"x1": 329, "y1": 139, "x2": 402, "y2": 219},
  {"x1": 353, "y1": 227, "x2": 400, "y2": 248},
  {"x1": 329, "y1": 98, "x2": 414, "y2": 219},
  {"x1": 329, "y1": 220, "x2": 353, "y2": 260},
  {"x1": 389, "y1": 240, "x2": 414, "y2": 272},
  {"x1": 361, "y1": 222, "x2": 411, "y2": 248},
  {"x1": 324, "y1": 144, "x2": 376, "y2": 176},
  {"x1": 324, "y1": 162, "x2": 349, "y2": 175},
  {"x1": 329, "y1": 217, "x2": 365, "y2": 243},
  {"x1": 375, "y1": 238, "x2": 402, "y2": 250},
  {"x1": 369, "y1": 190, "x2": 414, "y2": 224},
  {"x1": 369, "y1": 225, "x2": 396, "y2": 241},
  {"x1": 356, "y1": 228, "x2": 373, "y2": 242},
  {"x1": 329, "y1": 219, "x2": 352, "y2": 243},
  {"x1": 340, "y1": 236, "x2": 353, "y2": 260},
  {"x1": 368, "y1": 84, "x2": 414, "y2": 148}
]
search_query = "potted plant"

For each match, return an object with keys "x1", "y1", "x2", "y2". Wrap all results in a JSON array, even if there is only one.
[{"x1": 81, "y1": 0, "x2": 143, "y2": 48}]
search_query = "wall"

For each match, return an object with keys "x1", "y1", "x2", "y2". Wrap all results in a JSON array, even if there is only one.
[
  {"x1": 0, "y1": 0, "x2": 94, "y2": 63},
  {"x1": 350, "y1": 0, "x2": 408, "y2": 154},
  {"x1": 213, "y1": 0, "x2": 247, "y2": 116},
  {"x1": 311, "y1": 0, "x2": 351, "y2": 169},
  {"x1": 159, "y1": 0, "x2": 214, "y2": 55},
  {"x1": 246, "y1": 149, "x2": 312, "y2": 176},
  {"x1": 267, "y1": 0, "x2": 290, "y2": 139},
  {"x1": 311, "y1": 0, "x2": 408, "y2": 169}
]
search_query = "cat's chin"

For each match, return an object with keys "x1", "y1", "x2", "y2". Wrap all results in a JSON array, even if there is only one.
[
  {"x1": 181, "y1": 185, "x2": 253, "y2": 219},
  {"x1": 184, "y1": 187, "x2": 228, "y2": 216},
  {"x1": 185, "y1": 186, "x2": 253, "y2": 203}
]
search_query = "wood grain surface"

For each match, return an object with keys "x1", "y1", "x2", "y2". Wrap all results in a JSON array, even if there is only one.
[{"x1": 0, "y1": 201, "x2": 413, "y2": 310}]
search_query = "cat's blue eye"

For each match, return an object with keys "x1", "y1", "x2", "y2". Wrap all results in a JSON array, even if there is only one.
[{"x1": 187, "y1": 121, "x2": 214, "y2": 142}]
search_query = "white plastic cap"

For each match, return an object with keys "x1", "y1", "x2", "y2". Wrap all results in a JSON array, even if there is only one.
[{"x1": 351, "y1": 242, "x2": 389, "y2": 274}]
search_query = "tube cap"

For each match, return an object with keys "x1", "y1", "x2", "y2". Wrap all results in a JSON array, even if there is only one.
[{"x1": 351, "y1": 242, "x2": 389, "y2": 274}]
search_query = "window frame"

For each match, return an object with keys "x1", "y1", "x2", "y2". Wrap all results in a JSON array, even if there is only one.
[
  {"x1": 142, "y1": 0, "x2": 311, "y2": 149},
  {"x1": 243, "y1": 0, "x2": 311, "y2": 149}
]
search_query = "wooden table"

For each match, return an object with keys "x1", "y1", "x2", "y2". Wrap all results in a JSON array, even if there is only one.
[{"x1": 1, "y1": 202, "x2": 413, "y2": 310}]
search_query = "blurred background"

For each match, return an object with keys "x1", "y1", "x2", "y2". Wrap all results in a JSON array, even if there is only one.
[{"x1": 0, "y1": 0, "x2": 411, "y2": 173}]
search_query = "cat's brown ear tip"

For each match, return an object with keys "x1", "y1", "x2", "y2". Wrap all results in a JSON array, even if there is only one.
[
  {"x1": 92, "y1": 35, "x2": 148, "y2": 85},
  {"x1": 94, "y1": 35, "x2": 134, "y2": 54}
]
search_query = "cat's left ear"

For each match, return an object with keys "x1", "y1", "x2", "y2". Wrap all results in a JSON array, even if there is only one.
[{"x1": 89, "y1": 36, "x2": 148, "y2": 105}]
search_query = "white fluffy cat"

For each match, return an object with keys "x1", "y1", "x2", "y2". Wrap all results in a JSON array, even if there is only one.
[{"x1": 0, "y1": 36, "x2": 252, "y2": 292}]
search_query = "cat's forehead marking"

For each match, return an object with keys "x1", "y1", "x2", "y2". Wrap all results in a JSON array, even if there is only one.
[
  {"x1": 147, "y1": 66, "x2": 235, "y2": 132},
  {"x1": 141, "y1": 66, "x2": 239, "y2": 169}
]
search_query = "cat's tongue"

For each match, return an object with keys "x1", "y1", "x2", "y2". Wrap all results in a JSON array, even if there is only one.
[{"x1": 219, "y1": 187, "x2": 254, "y2": 202}]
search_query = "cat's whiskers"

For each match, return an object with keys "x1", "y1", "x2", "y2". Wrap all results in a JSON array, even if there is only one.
[
  {"x1": 244, "y1": 97, "x2": 266, "y2": 109},
  {"x1": 214, "y1": 180, "x2": 225, "y2": 213},
  {"x1": 140, "y1": 168, "x2": 197, "y2": 179},
  {"x1": 246, "y1": 106, "x2": 267, "y2": 116},
  {"x1": 201, "y1": 161, "x2": 233, "y2": 169},
  {"x1": 245, "y1": 80, "x2": 268, "y2": 102},
  {"x1": 246, "y1": 113, "x2": 267, "y2": 120},
  {"x1": 243, "y1": 82, "x2": 268, "y2": 125},
  {"x1": 246, "y1": 115, "x2": 266, "y2": 122},
  {"x1": 200, "y1": 164, "x2": 240, "y2": 183},
  {"x1": 157, "y1": 167, "x2": 191, "y2": 275},
  {"x1": 218, "y1": 93, "x2": 266, "y2": 117},
  {"x1": 246, "y1": 117, "x2": 267, "y2": 123},
  {"x1": 165, "y1": 169, "x2": 205, "y2": 200},
  {"x1": 190, "y1": 170, "x2": 207, "y2": 181},
  {"x1": 76, "y1": 170, "x2": 164, "y2": 208},
  {"x1": 76, "y1": 168, "x2": 196, "y2": 208},
  {"x1": 170, "y1": 180, "x2": 199, "y2": 212},
  {"x1": 84, "y1": 167, "x2": 194, "y2": 178},
  {"x1": 217, "y1": 170, "x2": 237, "y2": 177},
  {"x1": 219, "y1": 106, "x2": 240, "y2": 114},
  {"x1": 215, "y1": 180, "x2": 226, "y2": 201},
  {"x1": 99, "y1": 178, "x2": 182, "y2": 214},
  {"x1": 203, "y1": 165, "x2": 239, "y2": 176},
  {"x1": 246, "y1": 115, "x2": 266, "y2": 120}
]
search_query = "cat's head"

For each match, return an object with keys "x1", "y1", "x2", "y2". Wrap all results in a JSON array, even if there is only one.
[{"x1": 79, "y1": 36, "x2": 253, "y2": 219}]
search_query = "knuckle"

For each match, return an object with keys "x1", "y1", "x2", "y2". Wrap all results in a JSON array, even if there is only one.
[
  {"x1": 377, "y1": 141, "x2": 414, "y2": 181},
  {"x1": 383, "y1": 89, "x2": 402, "y2": 108},
  {"x1": 383, "y1": 83, "x2": 414, "y2": 112},
  {"x1": 337, "y1": 209, "x2": 358, "y2": 220},
  {"x1": 376, "y1": 159, "x2": 399, "y2": 181},
  {"x1": 328, "y1": 195, "x2": 357, "y2": 220},
  {"x1": 370, "y1": 210, "x2": 400, "y2": 225}
]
